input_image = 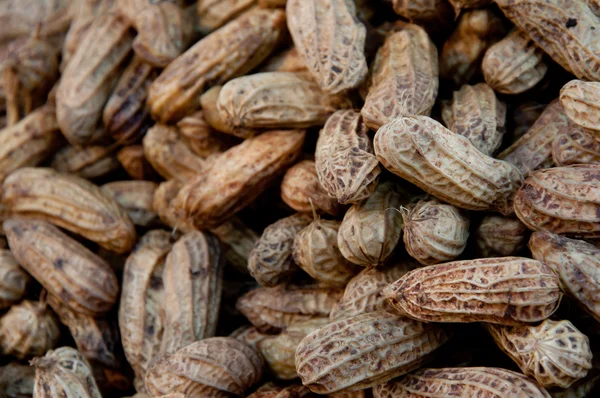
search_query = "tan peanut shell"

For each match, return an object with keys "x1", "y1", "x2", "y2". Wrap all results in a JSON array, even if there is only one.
[
  {"x1": 0, "y1": 300, "x2": 60, "y2": 359},
  {"x1": 209, "y1": 217, "x2": 259, "y2": 275},
  {"x1": 102, "y1": 181, "x2": 158, "y2": 227},
  {"x1": 119, "y1": 230, "x2": 173, "y2": 388},
  {"x1": 361, "y1": 25, "x2": 439, "y2": 130},
  {"x1": 161, "y1": 231, "x2": 224, "y2": 355},
  {"x1": 439, "y1": 9, "x2": 505, "y2": 86},
  {"x1": 552, "y1": 128, "x2": 600, "y2": 166},
  {"x1": 199, "y1": 85, "x2": 237, "y2": 135},
  {"x1": 403, "y1": 199, "x2": 470, "y2": 265},
  {"x1": 293, "y1": 218, "x2": 360, "y2": 287},
  {"x1": 373, "y1": 367, "x2": 551, "y2": 398},
  {"x1": 448, "y1": 0, "x2": 492, "y2": 13},
  {"x1": 496, "y1": 0, "x2": 600, "y2": 82},
  {"x1": 103, "y1": 56, "x2": 157, "y2": 144},
  {"x1": 174, "y1": 129, "x2": 305, "y2": 229},
  {"x1": 145, "y1": 337, "x2": 263, "y2": 397},
  {"x1": 441, "y1": 83, "x2": 506, "y2": 156},
  {"x1": 286, "y1": 0, "x2": 368, "y2": 94},
  {"x1": 487, "y1": 320, "x2": 592, "y2": 388},
  {"x1": 514, "y1": 165, "x2": 600, "y2": 237},
  {"x1": 512, "y1": 101, "x2": 546, "y2": 142},
  {"x1": 0, "y1": 104, "x2": 61, "y2": 184},
  {"x1": 498, "y1": 100, "x2": 570, "y2": 176},
  {"x1": 315, "y1": 110, "x2": 381, "y2": 204},
  {"x1": 0, "y1": 249, "x2": 29, "y2": 309},
  {"x1": 153, "y1": 179, "x2": 195, "y2": 233},
  {"x1": 2, "y1": 167, "x2": 136, "y2": 253},
  {"x1": 148, "y1": 7, "x2": 285, "y2": 123},
  {"x1": 259, "y1": 46, "x2": 309, "y2": 74},
  {"x1": 560, "y1": 80, "x2": 600, "y2": 132},
  {"x1": 476, "y1": 215, "x2": 529, "y2": 257},
  {"x1": 383, "y1": 257, "x2": 562, "y2": 325},
  {"x1": 230, "y1": 325, "x2": 269, "y2": 352},
  {"x1": 236, "y1": 284, "x2": 343, "y2": 333},
  {"x1": 374, "y1": 116, "x2": 523, "y2": 215},
  {"x1": 295, "y1": 311, "x2": 450, "y2": 394},
  {"x1": 56, "y1": 12, "x2": 133, "y2": 146},
  {"x1": 248, "y1": 213, "x2": 313, "y2": 287},
  {"x1": 482, "y1": 29, "x2": 548, "y2": 95},
  {"x1": 0, "y1": 363, "x2": 35, "y2": 398},
  {"x1": 391, "y1": 0, "x2": 453, "y2": 24},
  {"x1": 196, "y1": 0, "x2": 256, "y2": 33},
  {"x1": 143, "y1": 124, "x2": 207, "y2": 183},
  {"x1": 51, "y1": 145, "x2": 120, "y2": 179},
  {"x1": 529, "y1": 231, "x2": 600, "y2": 322},
  {"x1": 329, "y1": 261, "x2": 417, "y2": 321},
  {"x1": 0, "y1": 0, "x2": 71, "y2": 44},
  {"x1": 247, "y1": 382, "x2": 313, "y2": 398},
  {"x1": 4, "y1": 219, "x2": 119, "y2": 315},
  {"x1": 176, "y1": 110, "x2": 232, "y2": 158},
  {"x1": 337, "y1": 181, "x2": 404, "y2": 267},
  {"x1": 259, "y1": 317, "x2": 330, "y2": 380},
  {"x1": 216, "y1": 72, "x2": 350, "y2": 136},
  {"x1": 118, "y1": 145, "x2": 158, "y2": 181},
  {"x1": 280, "y1": 160, "x2": 343, "y2": 216},
  {"x1": 32, "y1": 347, "x2": 102, "y2": 398}
]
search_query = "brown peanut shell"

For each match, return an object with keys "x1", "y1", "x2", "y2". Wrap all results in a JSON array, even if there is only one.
[
  {"x1": 0, "y1": 363, "x2": 35, "y2": 398},
  {"x1": 196, "y1": 0, "x2": 257, "y2": 34},
  {"x1": 101, "y1": 181, "x2": 158, "y2": 227},
  {"x1": 552, "y1": 128, "x2": 600, "y2": 166},
  {"x1": 0, "y1": 249, "x2": 29, "y2": 310},
  {"x1": 560, "y1": 80, "x2": 600, "y2": 132},
  {"x1": 476, "y1": 215, "x2": 529, "y2": 257},
  {"x1": 117, "y1": 145, "x2": 158, "y2": 181},
  {"x1": 51, "y1": 145, "x2": 120, "y2": 179}
]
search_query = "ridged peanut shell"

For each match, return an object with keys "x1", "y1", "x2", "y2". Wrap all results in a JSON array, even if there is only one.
[
  {"x1": 374, "y1": 116, "x2": 523, "y2": 215},
  {"x1": 174, "y1": 129, "x2": 305, "y2": 229},
  {"x1": 145, "y1": 337, "x2": 263, "y2": 396},
  {"x1": 247, "y1": 382, "x2": 313, "y2": 398},
  {"x1": 482, "y1": 29, "x2": 548, "y2": 95},
  {"x1": 441, "y1": 83, "x2": 506, "y2": 156},
  {"x1": 286, "y1": 0, "x2": 368, "y2": 94},
  {"x1": 230, "y1": 325, "x2": 269, "y2": 352},
  {"x1": 361, "y1": 25, "x2": 439, "y2": 130},
  {"x1": 383, "y1": 257, "x2": 562, "y2": 325},
  {"x1": 0, "y1": 363, "x2": 35, "y2": 398},
  {"x1": 295, "y1": 311, "x2": 451, "y2": 394},
  {"x1": 259, "y1": 46, "x2": 308, "y2": 74},
  {"x1": 0, "y1": 300, "x2": 60, "y2": 359},
  {"x1": 118, "y1": 145, "x2": 158, "y2": 181},
  {"x1": 196, "y1": 0, "x2": 256, "y2": 33},
  {"x1": 403, "y1": 199, "x2": 470, "y2": 265},
  {"x1": 176, "y1": 110, "x2": 232, "y2": 158},
  {"x1": 337, "y1": 181, "x2": 404, "y2": 267},
  {"x1": 0, "y1": 249, "x2": 29, "y2": 309},
  {"x1": 487, "y1": 320, "x2": 592, "y2": 388},
  {"x1": 153, "y1": 180, "x2": 195, "y2": 233},
  {"x1": 514, "y1": 165, "x2": 600, "y2": 237},
  {"x1": 476, "y1": 215, "x2": 529, "y2": 257},
  {"x1": 552, "y1": 128, "x2": 600, "y2": 166},
  {"x1": 102, "y1": 181, "x2": 158, "y2": 227},
  {"x1": 448, "y1": 0, "x2": 492, "y2": 13},
  {"x1": 315, "y1": 110, "x2": 381, "y2": 204},
  {"x1": 51, "y1": 145, "x2": 120, "y2": 179},
  {"x1": 391, "y1": 0, "x2": 453, "y2": 23},
  {"x1": 0, "y1": 0, "x2": 71, "y2": 44},
  {"x1": 161, "y1": 231, "x2": 224, "y2": 355},
  {"x1": 560, "y1": 80, "x2": 600, "y2": 132},
  {"x1": 248, "y1": 213, "x2": 313, "y2": 287},
  {"x1": 2, "y1": 167, "x2": 136, "y2": 253},
  {"x1": 4, "y1": 219, "x2": 119, "y2": 315}
]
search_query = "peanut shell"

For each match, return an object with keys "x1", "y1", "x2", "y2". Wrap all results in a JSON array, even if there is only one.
[
  {"x1": 552, "y1": 128, "x2": 600, "y2": 166},
  {"x1": 391, "y1": 0, "x2": 453, "y2": 24},
  {"x1": 475, "y1": 215, "x2": 529, "y2": 257},
  {"x1": 0, "y1": 0, "x2": 72, "y2": 44},
  {"x1": 209, "y1": 217, "x2": 259, "y2": 275},
  {"x1": 176, "y1": 110, "x2": 232, "y2": 158},
  {"x1": 560, "y1": 80, "x2": 600, "y2": 132},
  {"x1": 51, "y1": 145, "x2": 120, "y2": 179},
  {"x1": 117, "y1": 145, "x2": 158, "y2": 181},
  {"x1": 0, "y1": 249, "x2": 29, "y2": 310},
  {"x1": 196, "y1": 0, "x2": 257, "y2": 33},
  {"x1": 101, "y1": 181, "x2": 158, "y2": 227},
  {"x1": 0, "y1": 363, "x2": 35, "y2": 398}
]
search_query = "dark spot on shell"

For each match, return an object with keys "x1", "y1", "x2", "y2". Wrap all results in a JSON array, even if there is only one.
[
  {"x1": 54, "y1": 258, "x2": 64, "y2": 269},
  {"x1": 566, "y1": 19, "x2": 577, "y2": 28}
]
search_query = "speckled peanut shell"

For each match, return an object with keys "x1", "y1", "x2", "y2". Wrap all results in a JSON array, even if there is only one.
[
  {"x1": 391, "y1": 0, "x2": 453, "y2": 24},
  {"x1": 560, "y1": 80, "x2": 600, "y2": 132},
  {"x1": 145, "y1": 337, "x2": 263, "y2": 397},
  {"x1": 552, "y1": 127, "x2": 600, "y2": 166},
  {"x1": 529, "y1": 231, "x2": 600, "y2": 322},
  {"x1": 441, "y1": 83, "x2": 506, "y2": 156},
  {"x1": 287, "y1": 0, "x2": 367, "y2": 94},
  {"x1": 196, "y1": 0, "x2": 256, "y2": 34},
  {"x1": 482, "y1": 29, "x2": 548, "y2": 95},
  {"x1": 4, "y1": 219, "x2": 119, "y2": 315},
  {"x1": 383, "y1": 257, "x2": 562, "y2": 325},
  {"x1": 2, "y1": 167, "x2": 136, "y2": 253},
  {"x1": 475, "y1": 215, "x2": 529, "y2": 257},
  {"x1": 374, "y1": 116, "x2": 523, "y2": 215},
  {"x1": 148, "y1": 7, "x2": 285, "y2": 123},
  {"x1": 496, "y1": 0, "x2": 600, "y2": 82},
  {"x1": 514, "y1": 165, "x2": 600, "y2": 237},
  {"x1": 101, "y1": 181, "x2": 158, "y2": 227},
  {"x1": 160, "y1": 231, "x2": 224, "y2": 355},
  {"x1": 316, "y1": 110, "x2": 381, "y2": 204},
  {"x1": 247, "y1": 382, "x2": 313, "y2": 398},
  {"x1": 0, "y1": 249, "x2": 29, "y2": 310},
  {"x1": 295, "y1": 311, "x2": 450, "y2": 394},
  {"x1": 487, "y1": 320, "x2": 592, "y2": 388},
  {"x1": 248, "y1": 213, "x2": 312, "y2": 287},
  {"x1": 361, "y1": 25, "x2": 438, "y2": 131},
  {"x1": 236, "y1": 284, "x2": 343, "y2": 333},
  {"x1": 373, "y1": 367, "x2": 550, "y2": 398},
  {"x1": 51, "y1": 145, "x2": 120, "y2": 179}
]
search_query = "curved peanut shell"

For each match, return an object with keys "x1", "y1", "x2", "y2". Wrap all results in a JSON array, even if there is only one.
[
  {"x1": 552, "y1": 128, "x2": 600, "y2": 166},
  {"x1": 153, "y1": 179, "x2": 195, "y2": 233},
  {"x1": 315, "y1": 110, "x2": 381, "y2": 204},
  {"x1": 145, "y1": 337, "x2": 263, "y2": 397},
  {"x1": 161, "y1": 231, "x2": 224, "y2": 355},
  {"x1": 51, "y1": 145, "x2": 120, "y2": 179},
  {"x1": 482, "y1": 29, "x2": 548, "y2": 95},
  {"x1": 487, "y1": 320, "x2": 592, "y2": 388},
  {"x1": 230, "y1": 325, "x2": 269, "y2": 352},
  {"x1": 391, "y1": 0, "x2": 453, "y2": 23},
  {"x1": 0, "y1": 363, "x2": 35, "y2": 398},
  {"x1": 476, "y1": 215, "x2": 528, "y2": 257},
  {"x1": 529, "y1": 231, "x2": 600, "y2": 322},
  {"x1": 248, "y1": 213, "x2": 313, "y2": 287},
  {"x1": 148, "y1": 7, "x2": 285, "y2": 123},
  {"x1": 374, "y1": 116, "x2": 523, "y2": 215},
  {"x1": 295, "y1": 311, "x2": 450, "y2": 394},
  {"x1": 247, "y1": 382, "x2": 313, "y2": 398},
  {"x1": 560, "y1": 80, "x2": 600, "y2": 132},
  {"x1": 441, "y1": 83, "x2": 506, "y2": 156},
  {"x1": 101, "y1": 181, "x2": 158, "y2": 227},
  {"x1": 0, "y1": 249, "x2": 29, "y2": 309},
  {"x1": 196, "y1": 0, "x2": 256, "y2": 34},
  {"x1": 174, "y1": 129, "x2": 305, "y2": 229},
  {"x1": 0, "y1": 0, "x2": 72, "y2": 44},
  {"x1": 2, "y1": 167, "x2": 136, "y2": 253},
  {"x1": 176, "y1": 110, "x2": 232, "y2": 158},
  {"x1": 4, "y1": 219, "x2": 119, "y2": 315},
  {"x1": 209, "y1": 217, "x2": 259, "y2": 275},
  {"x1": 118, "y1": 145, "x2": 158, "y2": 181},
  {"x1": 286, "y1": 0, "x2": 368, "y2": 94},
  {"x1": 514, "y1": 165, "x2": 600, "y2": 237},
  {"x1": 361, "y1": 25, "x2": 438, "y2": 130},
  {"x1": 383, "y1": 257, "x2": 562, "y2": 325}
]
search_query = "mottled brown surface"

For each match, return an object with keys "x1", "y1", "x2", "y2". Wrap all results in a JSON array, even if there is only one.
[
  {"x1": 560, "y1": 80, "x2": 600, "y2": 132},
  {"x1": 475, "y1": 215, "x2": 529, "y2": 257},
  {"x1": 51, "y1": 145, "x2": 120, "y2": 179},
  {"x1": 552, "y1": 127, "x2": 600, "y2": 166},
  {"x1": 101, "y1": 180, "x2": 158, "y2": 227},
  {"x1": 0, "y1": 363, "x2": 35, "y2": 398},
  {"x1": 0, "y1": 249, "x2": 29, "y2": 310}
]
